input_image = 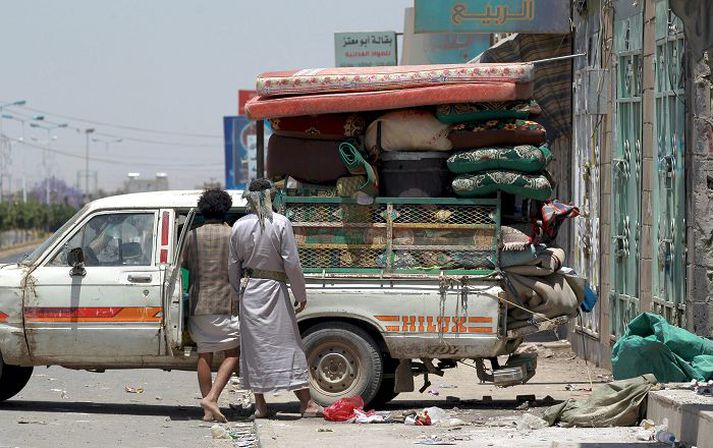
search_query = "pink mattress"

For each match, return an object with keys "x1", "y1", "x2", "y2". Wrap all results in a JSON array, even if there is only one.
[
  {"x1": 256, "y1": 63, "x2": 534, "y2": 97},
  {"x1": 245, "y1": 82, "x2": 533, "y2": 120}
]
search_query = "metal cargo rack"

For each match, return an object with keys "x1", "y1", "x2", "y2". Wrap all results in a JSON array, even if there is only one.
[{"x1": 276, "y1": 195, "x2": 502, "y2": 279}]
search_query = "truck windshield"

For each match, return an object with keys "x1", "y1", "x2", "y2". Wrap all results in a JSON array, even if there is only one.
[{"x1": 19, "y1": 205, "x2": 89, "y2": 266}]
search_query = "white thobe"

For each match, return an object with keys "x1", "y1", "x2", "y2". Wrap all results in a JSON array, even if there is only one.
[{"x1": 228, "y1": 213, "x2": 309, "y2": 393}]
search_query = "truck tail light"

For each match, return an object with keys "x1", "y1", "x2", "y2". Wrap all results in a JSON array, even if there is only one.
[
  {"x1": 161, "y1": 211, "x2": 169, "y2": 245},
  {"x1": 0, "y1": 312, "x2": 8, "y2": 322}
]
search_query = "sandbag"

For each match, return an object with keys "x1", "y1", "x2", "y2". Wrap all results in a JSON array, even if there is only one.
[
  {"x1": 268, "y1": 113, "x2": 366, "y2": 140},
  {"x1": 267, "y1": 134, "x2": 349, "y2": 184},
  {"x1": 365, "y1": 109, "x2": 452, "y2": 155},
  {"x1": 542, "y1": 374, "x2": 658, "y2": 427},
  {"x1": 612, "y1": 312, "x2": 713, "y2": 382},
  {"x1": 436, "y1": 100, "x2": 542, "y2": 124},
  {"x1": 452, "y1": 171, "x2": 552, "y2": 201},
  {"x1": 448, "y1": 119, "x2": 546, "y2": 150},
  {"x1": 447, "y1": 145, "x2": 552, "y2": 174}
]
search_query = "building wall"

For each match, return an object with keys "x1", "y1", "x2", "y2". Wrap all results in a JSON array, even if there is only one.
[
  {"x1": 688, "y1": 51, "x2": 713, "y2": 336},
  {"x1": 569, "y1": 0, "x2": 712, "y2": 366}
]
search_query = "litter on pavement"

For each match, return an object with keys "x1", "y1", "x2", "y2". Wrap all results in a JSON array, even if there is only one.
[{"x1": 542, "y1": 373, "x2": 658, "y2": 427}]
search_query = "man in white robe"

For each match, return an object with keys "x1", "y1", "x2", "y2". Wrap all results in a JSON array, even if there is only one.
[{"x1": 228, "y1": 179, "x2": 321, "y2": 418}]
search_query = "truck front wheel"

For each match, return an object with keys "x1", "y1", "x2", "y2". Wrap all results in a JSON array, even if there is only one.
[
  {"x1": 0, "y1": 355, "x2": 33, "y2": 401},
  {"x1": 303, "y1": 323, "x2": 383, "y2": 407}
]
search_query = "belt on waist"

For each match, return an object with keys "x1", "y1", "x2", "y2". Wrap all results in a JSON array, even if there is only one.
[{"x1": 243, "y1": 268, "x2": 288, "y2": 283}]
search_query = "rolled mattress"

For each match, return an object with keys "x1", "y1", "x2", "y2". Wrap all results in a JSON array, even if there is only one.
[
  {"x1": 245, "y1": 82, "x2": 534, "y2": 120},
  {"x1": 255, "y1": 63, "x2": 534, "y2": 97}
]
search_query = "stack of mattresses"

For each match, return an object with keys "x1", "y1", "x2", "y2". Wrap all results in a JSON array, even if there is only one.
[{"x1": 246, "y1": 63, "x2": 536, "y2": 203}]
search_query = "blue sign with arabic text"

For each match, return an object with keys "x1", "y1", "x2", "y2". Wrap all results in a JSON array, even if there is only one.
[{"x1": 414, "y1": 0, "x2": 570, "y2": 34}]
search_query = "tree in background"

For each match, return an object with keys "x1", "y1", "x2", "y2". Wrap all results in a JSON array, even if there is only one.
[{"x1": 29, "y1": 177, "x2": 83, "y2": 209}]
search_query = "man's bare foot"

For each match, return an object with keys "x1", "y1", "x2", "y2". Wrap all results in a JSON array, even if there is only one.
[
  {"x1": 202, "y1": 411, "x2": 214, "y2": 422},
  {"x1": 300, "y1": 401, "x2": 323, "y2": 417},
  {"x1": 254, "y1": 405, "x2": 272, "y2": 419},
  {"x1": 200, "y1": 398, "x2": 227, "y2": 423}
]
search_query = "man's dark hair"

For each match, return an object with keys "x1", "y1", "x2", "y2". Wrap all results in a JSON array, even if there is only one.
[
  {"x1": 248, "y1": 178, "x2": 272, "y2": 192},
  {"x1": 197, "y1": 188, "x2": 232, "y2": 221}
]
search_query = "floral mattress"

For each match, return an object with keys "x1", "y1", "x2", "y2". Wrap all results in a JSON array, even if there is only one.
[
  {"x1": 255, "y1": 63, "x2": 534, "y2": 97},
  {"x1": 245, "y1": 83, "x2": 533, "y2": 120}
]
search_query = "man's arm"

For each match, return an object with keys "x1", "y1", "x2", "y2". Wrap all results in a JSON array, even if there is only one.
[
  {"x1": 228, "y1": 225, "x2": 242, "y2": 296},
  {"x1": 280, "y1": 218, "x2": 307, "y2": 307}
]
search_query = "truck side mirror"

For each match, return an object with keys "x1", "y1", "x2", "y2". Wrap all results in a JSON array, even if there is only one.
[{"x1": 68, "y1": 247, "x2": 87, "y2": 277}]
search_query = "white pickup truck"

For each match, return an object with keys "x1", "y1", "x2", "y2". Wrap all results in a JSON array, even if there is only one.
[{"x1": 0, "y1": 190, "x2": 556, "y2": 406}]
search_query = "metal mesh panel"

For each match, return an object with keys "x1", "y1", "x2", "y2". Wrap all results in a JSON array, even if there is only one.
[
  {"x1": 284, "y1": 203, "x2": 386, "y2": 224},
  {"x1": 284, "y1": 198, "x2": 498, "y2": 273},
  {"x1": 299, "y1": 248, "x2": 385, "y2": 269},
  {"x1": 390, "y1": 204, "x2": 495, "y2": 226}
]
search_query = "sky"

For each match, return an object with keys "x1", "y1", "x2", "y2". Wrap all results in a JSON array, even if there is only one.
[{"x1": 0, "y1": 0, "x2": 412, "y2": 192}]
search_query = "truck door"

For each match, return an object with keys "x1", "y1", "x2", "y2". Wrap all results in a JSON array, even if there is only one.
[
  {"x1": 159, "y1": 208, "x2": 195, "y2": 353},
  {"x1": 24, "y1": 210, "x2": 163, "y2": 361}
]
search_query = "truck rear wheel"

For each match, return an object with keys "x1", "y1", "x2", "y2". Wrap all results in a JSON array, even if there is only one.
[
  {"x1": 371, "y1": 356, "x2": 399, "y2": 406},
  {"x1": 0, "y1": 355, "x2": 33, "y2": 401},
  {"x1": 303, "y1": 323, "x2": 383, "y2": 407}
]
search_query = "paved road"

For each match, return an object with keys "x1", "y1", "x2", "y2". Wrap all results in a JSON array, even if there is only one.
[
  {"x1": 0, "y1": 367, "x2": 255, "y2": 448},
  {"x1": 0, "y1": 251, "x2": 30, "y2": 264}
]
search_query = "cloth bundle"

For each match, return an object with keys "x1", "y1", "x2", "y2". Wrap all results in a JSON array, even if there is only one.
[
  {"x1": 445, "y1": 116, "x2": 552, "y2": 200},
  {"x1": 501, "y1": 247, "x2": 586, "y2": 329}
]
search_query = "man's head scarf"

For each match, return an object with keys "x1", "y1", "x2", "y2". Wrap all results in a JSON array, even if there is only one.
[{"x1": 243, "y1": 178, "x2": 274, "y2": 228}]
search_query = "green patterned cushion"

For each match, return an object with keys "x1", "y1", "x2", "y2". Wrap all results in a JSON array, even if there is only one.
[
  {"x1": 436, "y1": 101, "x2": 541, "y2": 124},
  {"x1": 452, "y1": 171, "x2": 552, "y2": 201},
  {"x1": 447, "y1": 145, "x2": 552, "y2": 174}
]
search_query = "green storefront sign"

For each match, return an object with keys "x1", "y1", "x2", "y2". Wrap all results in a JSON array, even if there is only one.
[
  {"x1": 334, "y1": 32, "x2": 397, "y2": 67},
  {"x1": 414, "y1": 0, "x2": 570, "y2": 34}
]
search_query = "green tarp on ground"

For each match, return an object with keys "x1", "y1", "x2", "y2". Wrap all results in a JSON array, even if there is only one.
[
  {"x1": 612, "y1": 312, "x2": 713, "y2": 382},
  {"x1": 542, "y1": 374, "x2": 658, "y2": 427}
]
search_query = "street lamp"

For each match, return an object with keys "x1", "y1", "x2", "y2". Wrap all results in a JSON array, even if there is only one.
[
  {"x1": 0, "y1": 100, "x2": 26, "y2": 135},
  {"x1": 30, "y1": 121, "x2": 68, "y2": 204},
  {"x1": 85, "y1": 128, "x2": 95, "y2": 200},
  {"x1": 92, "y1": 136, "x2": 122, "y2": 152}
]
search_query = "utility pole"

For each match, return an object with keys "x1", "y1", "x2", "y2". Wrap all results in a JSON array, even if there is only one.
[{"x1": 85, "y1": 128, "x2": 95, "y2": 201}]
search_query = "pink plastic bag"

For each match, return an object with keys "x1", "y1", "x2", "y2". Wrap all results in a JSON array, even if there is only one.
[{"x1": 323, "y1": 396, "x2": 365, "y2": 422}]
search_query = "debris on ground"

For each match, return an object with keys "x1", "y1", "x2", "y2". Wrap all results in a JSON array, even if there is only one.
[
  {"x1": 323, "y1": 396, "x2": 363, "y2": 422},
  {"x1": 405, "y1": 409, "x2": 432, "y2": 426},
  {"x1": 317, "y1": 428, "x2": 334, "y2": 432},
  {"x1": 17, "y1": 419, "x2": 48, "y2": 425},
  {"x1": 689, "y1": 379, "x2": 713, "y2": 395},
  {"x1": 413, "y1": 436, "x2": 456, "y2": 445},
  {"x1": 515, "y1": 413, "x2": 549, "y2": 431},
  {"x1": 124, "y1": 385, "x2": 144, "y2": 394},
  {"x1": 543, "y1": 374, "x2": 657, "y2": 427},
  {"x1": 50, "y1": 388, "x2": 68, "y2": 399},
  {"x1": 428, "y1": 388, "x2": 440, "y2": 396},
  {"x1": 439, "y1": 383, "x2": 458, "y2": 389},
  {"x1": 210, "y1": 424, "x2": 232, "y2": 439}
]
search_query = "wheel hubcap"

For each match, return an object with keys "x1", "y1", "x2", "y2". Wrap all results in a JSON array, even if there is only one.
[{"x1": 310, "y1": 344, "x2": 358, "y2": 394}]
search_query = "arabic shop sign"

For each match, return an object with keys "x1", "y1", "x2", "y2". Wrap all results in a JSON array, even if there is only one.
[
  {"x1": 334, "y1": 31, "x2": 397, "y2": 67},
  {"x1": 414, "y1": 0, "x2": 571, "y2": 34}
]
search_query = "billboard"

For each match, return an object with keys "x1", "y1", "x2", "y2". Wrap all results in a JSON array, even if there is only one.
[
  {"x1": 224, "y1": 116, "x2": 272, "y2": 190},
  {"x1": 402, "y1": 7, "x2": 491, "y2": 64},
  {"x1": 334, "y1": 31, "x2": 398, "y2": 67},
  {"x1": 414, "y1": 0, "x2": 571, "y2": 34}
]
